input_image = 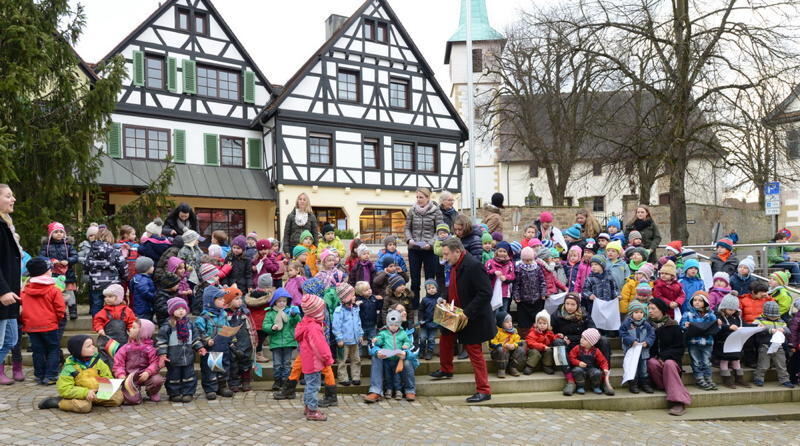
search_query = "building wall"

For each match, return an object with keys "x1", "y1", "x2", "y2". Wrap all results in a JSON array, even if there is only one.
[{"x1": 107, "y1": 192, "x2": 276, "y2": 238}]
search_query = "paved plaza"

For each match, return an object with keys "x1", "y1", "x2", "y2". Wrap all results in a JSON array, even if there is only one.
[{"x1": 0, "y1": 377, "x2": 798, "y2": 445}]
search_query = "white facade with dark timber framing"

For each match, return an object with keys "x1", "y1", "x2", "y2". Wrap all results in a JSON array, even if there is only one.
[
  {"x1": 257, "y1": 0, "x2": 468, "y2": 243},
  {"x1": 96, "y1": 0, "x2": 278, "y2": 239}
]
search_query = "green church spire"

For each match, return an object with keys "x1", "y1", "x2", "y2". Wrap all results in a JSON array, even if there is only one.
[{"x1": 448, "y1": 0, "x2": 504, "y2": 43}]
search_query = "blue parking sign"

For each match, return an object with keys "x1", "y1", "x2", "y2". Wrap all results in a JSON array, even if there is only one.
[{"x1": 765, "y1": 182, "x2": 780, "y2": 195}]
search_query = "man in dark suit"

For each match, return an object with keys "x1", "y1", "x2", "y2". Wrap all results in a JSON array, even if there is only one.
[{"x1": 429, "y1": 237, "x2": 494, "y2": 403}]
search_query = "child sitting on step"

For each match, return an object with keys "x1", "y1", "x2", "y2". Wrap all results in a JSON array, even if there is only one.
[
  {"x1": 490, "y1": 311, "x2": 525, "y2": 378},
  {"x1": 565, "y1": 328, "x2": 613, "y2": 396},
  {"x1": 523, "y1": 310, "x2": 557, "y2": 376},
  {"x1": 619, "y1": 302, "x2": 655, "y2": 394}
]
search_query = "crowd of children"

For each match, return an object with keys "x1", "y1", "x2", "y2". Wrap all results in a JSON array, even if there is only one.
[{"x1": 9, "y1": 210, "x2": 800, "y2": 419}]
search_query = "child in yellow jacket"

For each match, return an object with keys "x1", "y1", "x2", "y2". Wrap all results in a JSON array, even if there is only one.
[
  {"x1": 317, "y1": 223, "x2": 345, "y2": 259},
  {"x1": 620, "y1": 263, "x2": 655, "y2": 314},
  {"x1": 490, "y1": 312, "x2": 526, "y2": 378}
]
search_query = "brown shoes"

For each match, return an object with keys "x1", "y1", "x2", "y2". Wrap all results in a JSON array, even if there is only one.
[
  {"x1": 668, "y1": 403, "x2": 686, "y2": 416},
  {"x1": 363, "y1": 393, "x2": 382, "y2": 404}
]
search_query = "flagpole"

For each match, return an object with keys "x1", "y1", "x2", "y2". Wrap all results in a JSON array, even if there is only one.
[{"x1": 465, "y1": 0, "x2": 477, "y2": 215}]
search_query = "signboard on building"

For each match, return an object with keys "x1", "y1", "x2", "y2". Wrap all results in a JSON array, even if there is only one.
[{"x1": 765, "y1": 182, "x2": 781, "y2": 216}]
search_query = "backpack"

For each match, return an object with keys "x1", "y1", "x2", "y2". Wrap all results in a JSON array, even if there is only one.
[{"x1": 103, "y1": 307, "x2": 130, "y2": 345}]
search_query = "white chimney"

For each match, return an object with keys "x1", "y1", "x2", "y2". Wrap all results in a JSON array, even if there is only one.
[{"x1": 325, "y1": 14, "x2": 348, "y2": 40}]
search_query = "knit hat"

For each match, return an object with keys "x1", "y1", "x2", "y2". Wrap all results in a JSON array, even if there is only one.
[
  {"x1": 479, "y1": 223, "x2": 490, "y2": 234},
  {"x1": 539, "y1": 211, "x2": 553, "y2": 223},
  {"x1": 222, "y1": 285, "x2": 243, "y2": 306},
  {"x1": 135, "y1": 256, "x2": 154, "y2": 274},
  {"x1": 182, "y1": 230, "x2": 200, "y2": 245},
  {"x1": 637, "y1": 263, "x2": 655, "y2": 280},
  {"x1": 495, "y1": 241, "x2": 511, "y2": 254},
  {"x1": 336, "y1": 282, "x2": 355, "y2": 302},
  {"x1": 491, "y1": 192, "x2": 505, "y2": 208},
  {"x1": 258, "y1": 274, "x2": 273, "y2": 289},
  {"x1": 103, "y1": 283, "x2": 125, "y2": 305},
  {"x1": 606, "y1": 217, "x2": 621, "y2": 230},
  {"x1": 762, "y1": 300, "x2": 780, "y2": 318},
  {"x1": 159, "y1": 272, "x2": 181, "y2": 289},
  {"x1": 302, "y1": 277, "x2": 325, "y2": 297},
  {"x1": 680, "y1": 249, "x2": 697, "y2": 260},
  {"x1": 380, "y1": 255, "x2": 396, "y2": 269},
  {"x1": 256, "y1": 239, "x2": 271, "y2": 251},
  {"x1": 521, "y1": 247, "x2": 535, "y2": 261},
  {"x1": 660, "y1": 260, "x2": 677, "y2": 277},
  {"x1": 26, "y1": 257, "x2": 50, "y2": 277},
  {"x1": 436, "y1": 223, "x2": 450, "y2": 234},
  {"x1": 771, "y1": 271, "x2": 790, "y2": 287},
  {"x1": 537, "y1": 248, "x2": 552, "y2": 260},
  {"x1": 246, "y1": 232, "x2": 258, "y2": 241},
  {"x1": 383, "y1": 235, "x2": 398, "y2": 247},
  {"x1": 167, "y1": 256, "x2": 183, "y2": 274},
  {"x1": 495, "y1": 311, "x2": 511, "y2": 328},
  {"x1": 269, "y1": 288, "x2": 292, "y2": 306},
  {"x1": 388, "y1": 274, "x2": 406, "y2": 291},
  {"x1": 564, "y1": 293, "x2": 581, "y2": 306},
  {"x1": 299, "y1": 230, "x2": 313, "y2": 243},
  {"x1": 628, "y1": 301, "x2": 647, "y2": 315},
  {"x1": 86, "y1": 223, "x2": 99, "y2": 238},
  {"x1": 597, "y1": 233, "x2": 610, "y2": 241},
  {"x1": 605, "y1": 240, "x2": 623, "y2": 254},
  {"x1": 692, "y1": 290, "x2": 710, "y2": 307},
  {"x1": 713, "y1": 271, "x2": 730, "y2": 286},
  {"x1": 67, "y1": 335, "x2": 92, "y2": 361},
  {"x1": 136, "y1": 319, "x2": 156, "y2": 341},
  {"x1": 48, "y1": 222, "x2": 65, "y2": 236},
  {"x1": 549, "y1": 248, "x2": 560, "y2": 258},
  {"x1": 683, "y1": 258, "x2": 700, "y2": 274},
  {"x1": 535, "y1": 310, "x2": 551, "y2": 326},
  {"x1": 509, "y1": 241, "x2": 522, "y2": 255},
  {"x1": 542, "y1": 239, "x2": 554, "y2": 249},
  {"x1": 718, "y1": 293, "x2": 740, "y2": 311},
  {"x1": 292, "y1": 245, "x2": 309, "y2": 258},
  {"x1": 491, "y1": 231, "x2": 503, "y2": 242},
  {"x1": 386, "y1": 310, "x2": 403, "y2": 327},
  {"x1": 302, "y1": 293, "x2": 326, "y2": 321},
  {"x1": 145, "y1": 218, "x2": 163, "y2": 237},
  {"x1": 584, "y1": 239, "x2": 597, "y2": 253},
  {"x1": 793, "y1": 298, "x2": 800, "y2": 313},
  {"x1": 320, "y1": 248, "x2": 337, "y2": 266},
  {"x1": 202, "y1": 286, "x2": 225, "y2": 309},
  {"x1": 527, "y1": 238, "x2": 543, "y2": 248},
  {"x1": 171, "y1": 235, "x2": 184, "y2": 249},
  {"x1": 590, "y1": 255, "x2": 606, "y2": 268},
  {"x1": 167, "y1": 297, "x2": 189, "y2": 316},
  {"x1": 355, "y1": 244, "x2": 371, "y2": 256},
  {"x1": 563, "y1": 224, "x2": 582, "y2": 240},
  {"x1": 665, "y1": 240, "x2": 683, "y2": 255},
  {"x1": 581, "y1": 328, "x2": 600, "y2": 347},
  {"x1": 424, "y1": 279, "x2": 438, "y2": 293},
  {"x1": 481, "y1": 232, "x2": 493, "y2": 244},
  {"x1": 738, "y1": 256, "x2": 756, "y2": 275},
  {"x1": 650, "y1": 297, "x2": 670, "y2": 316},
  {"x1": 628, "y1": 246, "x2": 649, "y2": 260},
  {"x1": 208, "y1": 244, "x2": 223, "y2": 258},
  {"x1": 322, "y1": 223, "x2": 335, "y2": 235},
  {"x1": 628, "y1": 231, "x2": 643, "y2": 241},
  {"x1": 636, "y1": 282, "x2": 652, "y2": 296},
  {"x1": 568, "y1": 245, "x2": 583, "y2": 258},
  {"x1": 200, "y1": 263, "x2": 219, "y2": 284},
  {"x1": 232, "y1": 235, "x2": 247, "y2": 250},
  {"x1": 716, "y1": 237, "x2": 734, "y2": 252}
]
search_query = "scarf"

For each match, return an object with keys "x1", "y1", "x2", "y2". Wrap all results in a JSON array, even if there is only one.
[
  {"x1": 273, "y1": 307, "x2": 289, "y2": 331},
  {"x1": 629, "y1": 259, "x2": 645, "y2": 271},
  {"x1": 448, "y1": 252, "x2": 466, "y2": 306},
  {"x1": 294, "y1": 210, "x2": 308, "y2": 227},
  {"x1": 718, "y1": 250, "x2": 731, "y2": 262},
  {"x1": 559, "y1": 305, "x2": 583, "y2": 321},
  {"x1": 177, "y1": 218, "x2": 191, "y2": 233},
  {"x1": 632, "y1": 218, "x2": 652, "y2": 231},
  {"x1": 649, "y1": 315, "x2": 671, "y2": 329},
  {"x1": 175, "y1": 317, "x2": 190, "y2": 343},
  {"x1": 413, "y1": 201, "x2": 433, "y2": 215},
  {"x1": 358, "y1": 260, "x2": 373, "y2": 284},
  {"x1": 631, "y1": 317, "x2": 645, "y2": 327}
]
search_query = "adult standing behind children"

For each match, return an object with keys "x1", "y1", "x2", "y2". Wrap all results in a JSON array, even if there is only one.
[
  {"x1": 575, "y1": 209, "x2": 601, "y2": 240},
  {"x1": 481, "y1": 193, "x2": 504, "y2": 234},
  {"x1": 0, "y1": 185, "x2": 21, "y2": 397},
  {"x1": 282, "y1": 193, "x2": 318, "y2": 256},
  {"x1": 625, "y1": 206, "x2": 662, "y2": 263},
  {"x1": 163, "y1": 203, "x2": 198, "y2": 237},
  {"x1": 405, "y1": 187, "x2": 443, "y2": 308},
  {"x1": 430, "y1": 238, "x2": 494, "y2": 403},
  {"x1": 533, "y1": 211, "x2": 567, "y2": 252},
  {"x1": 438, "y1": 190, "x2": 459, "y2": 231}
]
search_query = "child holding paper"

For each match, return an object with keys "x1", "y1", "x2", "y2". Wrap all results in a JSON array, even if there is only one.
[
  {"x1": 37, "y1": 335, "x2": 123, "y2": 412},
  {"x1": 714, "y1": 294, "x2": 750, "y2": 388},
  {"x1": 490, "y1": 312, "x2": 525, "y2": 378},
  {"x1": 112, "y1": 319, "x2": 164, "y2": 404},
  {"x1": 681, "y1": 291, "x2": 718, "y2": 390},
  {"x1": 485, "y1": 241, "x2": 515, "y2": 313},
  {"x1": 157, "y1": 298, "x2": 206, "y2": 403},
  {"x1": 753, "y1": 301, "x2": 793, "y2": 387},
  {"x1": 195, "y1": 286, "x2": 234, "y2": 400},
  {"x1": 619, "y1": 302, "x2": 655, "y2": 394}
]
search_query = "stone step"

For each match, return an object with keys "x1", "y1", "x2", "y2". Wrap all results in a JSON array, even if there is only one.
[
  {"x1": 435, "y1": 384, "x2": 800, "y2": 410},
  {"x1": 627, "y1": 402, "x2": 800, "y2": 421}
]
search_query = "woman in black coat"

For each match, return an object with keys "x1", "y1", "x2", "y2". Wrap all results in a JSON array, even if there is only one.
[
  {"x1": 647, "y1": 298, "x2": 691, "y2": 416},
  {"x1": 0, "y1": 185, "x2": 21, "y2": 384},
  {"x1": 282, "y1": 192, "x2": 318, "y2": 255},
  {"x1": 550, "y1": 293, "x2": 610, "y2": 363},
  {"x1": 625, "y1": 205, "x2": 662, "y2": 263},
  {"x1": 430, "y1": 237, "x2": 494, "y2": 402},
  {"x1": 163, "y1": 203, "x2": 199, "y2": 237}
]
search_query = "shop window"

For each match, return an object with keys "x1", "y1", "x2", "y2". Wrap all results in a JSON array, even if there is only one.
[
  {"x1": 196, "y1": 208, "x2": 246, "y2": 249},
  {"x1": 359, "y1": 208, "x2": 406, "y2": 244},
  {"x1": 314, "y1": 207, "x2": 347, "y2": 232}
]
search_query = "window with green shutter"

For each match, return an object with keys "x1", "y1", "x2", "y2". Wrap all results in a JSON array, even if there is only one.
[
  {"x1": 183, "y1": 59, "x2": 196, "y2": 94},
  {"x1": 243, "y1": 69, "x2": 255, "y2": 103},
  {"x1": 167, "y1": 57, "x2": 177, "y2": 92},
  {"x1": 247, "y1": 137, "x2": 262, "y2": 169},
  {"x1": 173, "y1": 129, "x2": 186, "y2": 163},
  {"x1": 108, "y1": 123, "x2": 122, "y2": 158},
  {"x1": 132, "y1": 51, "x2": 145, "y2": 86},
  {"x1": 204, "y1": 133, "x2": 219, "y2": 165}
]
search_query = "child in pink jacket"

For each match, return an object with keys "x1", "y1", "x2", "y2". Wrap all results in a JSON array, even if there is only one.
[
  {"x1": 486, "y1": 241, "x2": 515, "y2": 312},
  {"x1": 112, "y1": 319, "x2": 164, "y2": 404},
  {"x1": 563, "y1": 246, "x2": 590, "y2": 294},
  {"x1": 296, "y1": 293, "x2": 333, "y2": 421}
]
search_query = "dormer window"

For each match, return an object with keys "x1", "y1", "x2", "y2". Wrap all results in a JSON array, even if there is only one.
[
  {"x1": 195, "y1": 11, "x2": 209, "y2": 36},
  {"x1": 364, "y1": 19, "x2": 389, "y2": 44},
  {"x1": 176, "y1": 8, "x2": 190, "y2": 31}
]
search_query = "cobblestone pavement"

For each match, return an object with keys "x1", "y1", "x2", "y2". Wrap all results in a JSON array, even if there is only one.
[{"x1": 2, "y1": 377, "x2": 800, "y2": 445}]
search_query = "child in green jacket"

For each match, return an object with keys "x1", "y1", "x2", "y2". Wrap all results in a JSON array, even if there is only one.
[
  {"x1": 37, "y1": 335, "x2": 123, "y2": 412},
  {"x1": 262, "y1": 288, "x2": 301, "y2": 390},
  {"x1": 769, "y1": 271, "x2": 794, "y2": 318}
]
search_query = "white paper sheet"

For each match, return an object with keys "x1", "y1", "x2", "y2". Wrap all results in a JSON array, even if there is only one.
[
  {"x1": 621, "y1": 343, "x2": 643, "y2": 384},
  {"x1": 591, "y1": 297, "x2": 621, "y2": 331},
  {"x1": 95, "y1": 377, "x2": 123, "y2": 400},
  {"x1": 553, "y1": 345, "x2": 568, "y2": 367},
  {"x1": 545, "y1": 292, "x2": 567, "y2": 315},
  {"x1": 768, "y1": 331, "x2": 786, "y2": 354},
  {"x1": 673, "y1": 307, "x2": 682, "y2": 324},
  {"x1": 723, "y1": 326, "x2": 766, "y2": 353},
  {"x1": 490, "y1": 279, "x2": 503, "y2": 311},
  {"x1": 699, "y1": 262, "x2": 713, "y2": 291},
  {"x1": 208, "y1": 351, "x2": 225, "y2": 372}
]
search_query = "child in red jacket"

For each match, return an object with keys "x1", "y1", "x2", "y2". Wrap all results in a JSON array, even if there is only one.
[
  {"x1": 93, "y1": 284, "x2": 137, "y2": 342},
  {"x1": 296, "y1": 293, "x2": 333, "y2": 421},
  {"x1": 537, "y1": 248, "x2": 567, "y2": 295},
  {"x1": 524, "y1": 310, "x2": 557, "y2": 375},
  {"x1": 565, "y1": 328, "x2": 613, "y2": 396},
  {"x1": 652, "y1": 260, "x2": 685, "y2": 319},
  {"x1": 20, "y1": 257, "x2": 66, "y2": 385}
]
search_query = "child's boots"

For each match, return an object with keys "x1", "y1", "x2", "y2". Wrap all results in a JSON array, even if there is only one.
[
  {"x1": 241, "y1": 371, "x2": 252, "y2": 392},
  {"x1": 628, "y1": 380, "x2": 640, "y2": 394},
  {"x1": 274, "y1": 379, "x2": 297, "y2": 400},
  {"x1": 318, "y1": 385, "x2": 338, "y2": 407},
  {"x1": 272, "y1": 378, "x2": 284, "y2": 391},
  {"x1": 734, "y1": 372, "x2": 751, "y2": 388},
  {"x1": 562, "y1": 373, "x2": 576, "y2": 396},
  {"x1": 12, "y1": 361, "x2": 24, "y2": 382},
  {"x1": 69, "y1": 304, "x2": 78, "y2": 320},
  {"x1": 496, "y1": 361, "x2": 507, "y2": 378},
  {"x1": 306, "y1": 408, "x2": 327, "y2": 421},
  {"x1": 217, "y1": 381, "x2": 234, "y2": 398},
  {"x1": 722, "y1": 374, "x2": 735, "y2": 389},
  {"x1": 639, "y1": 379, "x2": 654, "y2": 394}
]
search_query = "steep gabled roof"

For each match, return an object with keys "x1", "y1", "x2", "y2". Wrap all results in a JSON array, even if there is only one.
[
  {"x1": 764, "y1": 84, "x2": 800, "y2": 126},
  {"x1": 95, "y1": 0, "x2": 273, "y2": 96},
  {"x1": 254, "y1": 0, "x2": 469, "y2": 138}
]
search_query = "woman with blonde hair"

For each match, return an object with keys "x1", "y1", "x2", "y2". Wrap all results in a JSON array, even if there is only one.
[
  {"x1": 575, "y1": 209, "x2": 601, "y2": 240},
  {"x1": 404, "y1": 187, "x2": 443, "y2": 312},
  {"x1": 282, "y1": 193, "x2": 318, "y2": 255},
  {"x1": 0, "y1": 185, "x2": 22, "y2": 391}
]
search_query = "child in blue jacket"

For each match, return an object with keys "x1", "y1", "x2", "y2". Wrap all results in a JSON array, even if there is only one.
[
  {"x1": 679, "y1": 259, "x2": 705, "y2": 313},
  {"x1": 681, "y1": 291, "x2": 718, "y2": 390},
  {"x1": 619, "y1": 301, "x2": 655, "y2": 394},
  {"x1": 131, "y1": 257, "x2": 157, "y2": 321},
  {"x1": 375, "y1": 236, "x2": 407, "y2": 273},
  {"x1": 332, "y1": 283, "x2": 362, "y2": 386},
  {"x1": 418, "y1": 279, "x2": 440, "y2": 360}
]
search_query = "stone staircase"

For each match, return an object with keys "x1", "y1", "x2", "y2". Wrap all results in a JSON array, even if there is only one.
[{"x1": 17, "y1": 314, "x2": 800, "y2": 420}]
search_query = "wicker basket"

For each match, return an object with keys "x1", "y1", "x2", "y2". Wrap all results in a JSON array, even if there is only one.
[{"x1": 434, "y1": 301, "x2": 469, "y2": 332}]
